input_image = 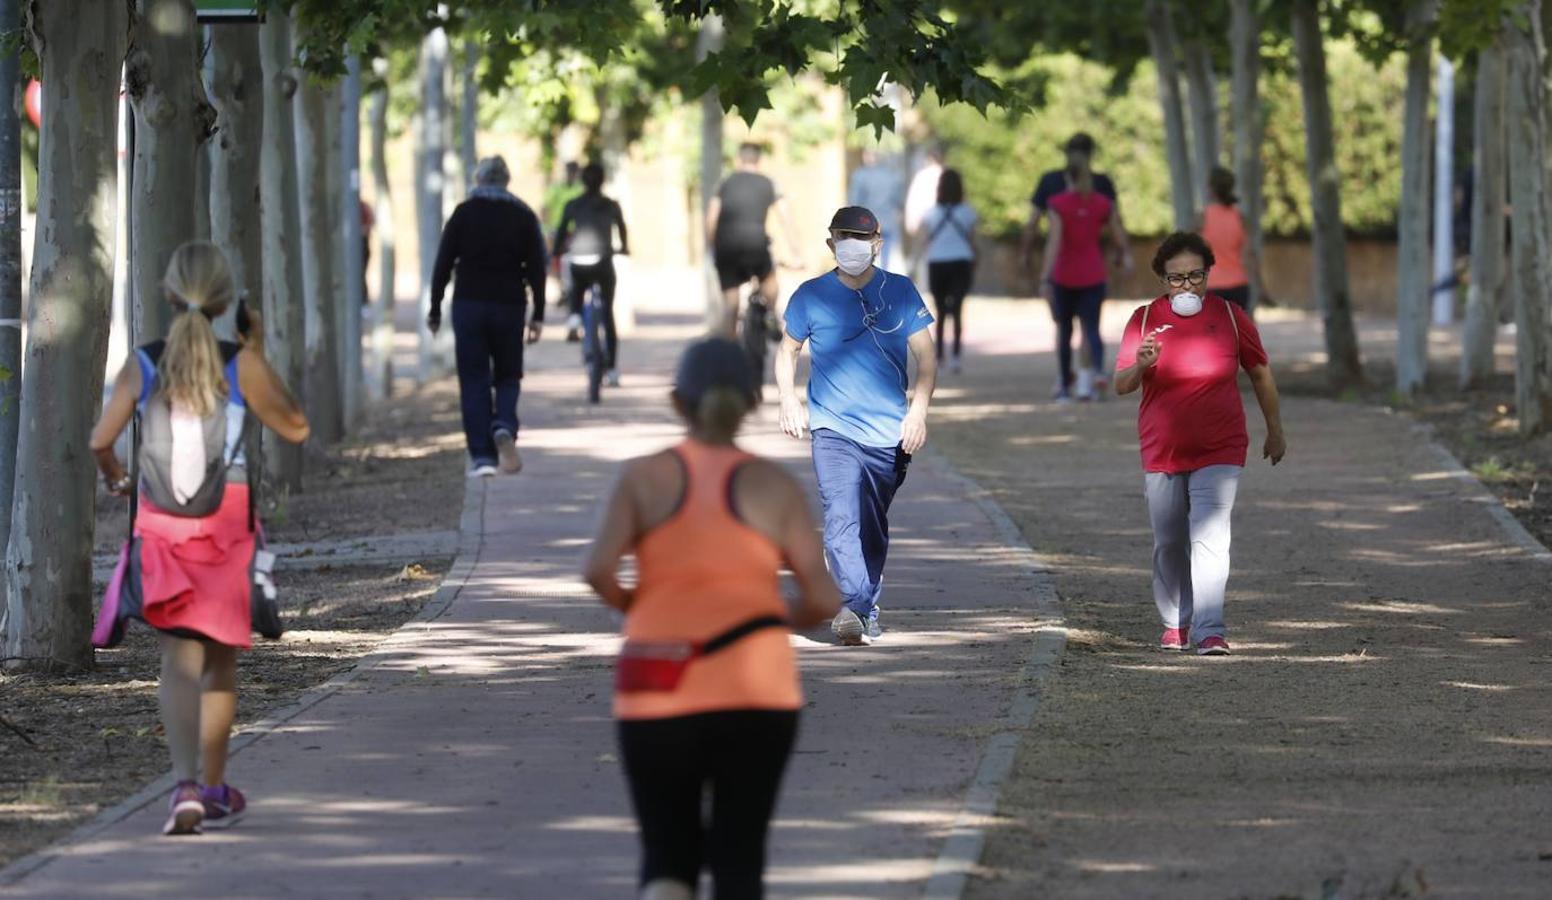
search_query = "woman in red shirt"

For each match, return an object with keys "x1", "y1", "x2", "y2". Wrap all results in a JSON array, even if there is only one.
[
  {"x1": 1037, "y1": 163, "x2": 1128, "y2": 402},
  {"x1": 1114, "y1": 232, "x2": 1287, "y2": 655}
]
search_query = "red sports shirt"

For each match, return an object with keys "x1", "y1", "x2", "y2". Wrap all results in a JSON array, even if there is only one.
[
  {"x1": 1115, "y1": 295, "x2": 1269, "y2": 474},
  {"x1": 1048, "y1": 190, "x2": 1113, "y2": 288}
]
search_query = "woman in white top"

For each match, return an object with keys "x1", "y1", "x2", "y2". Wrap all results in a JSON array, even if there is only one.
[{"x1": 916, "y1": 168, "x2": 978, "y2": 373}]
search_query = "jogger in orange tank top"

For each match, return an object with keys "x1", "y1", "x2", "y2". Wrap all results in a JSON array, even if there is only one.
[{"x1": 584, "y1": 339, "x2": 840, "y2": 900}]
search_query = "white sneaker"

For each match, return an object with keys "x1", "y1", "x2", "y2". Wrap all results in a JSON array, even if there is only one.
[
  {"x1": 1075, "y1": 367, "x2": 1096, "y2": 401},
  {"x1": 468, "y1": 463, "x2": 498, "y2": 478},
  {"x1": 949, "y1": 356, "x2": 962, "y2": 375},
  {"x1": 566, "y1": 313, "x2": 582, "y2": 332},
  {"x1": 606, "y1": 369, "x2": 621, "y2": 387}
]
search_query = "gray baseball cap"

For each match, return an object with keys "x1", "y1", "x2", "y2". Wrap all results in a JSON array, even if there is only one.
[{"x1": 674, "y1": 338, "x2": 757, "y2": 406}]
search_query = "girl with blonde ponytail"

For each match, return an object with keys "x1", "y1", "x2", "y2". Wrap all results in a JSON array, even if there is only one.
[{"x1": 90, "y1": 240, "x2": 310, "y2": 836}]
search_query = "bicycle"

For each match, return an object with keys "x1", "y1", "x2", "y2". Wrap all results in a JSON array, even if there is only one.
[
  {"x1": 734, "y1": 261, "x2": 799, "y2": 390},
  {"x1": 580, "y1": 281, "x2": 607, "y2": 404}
]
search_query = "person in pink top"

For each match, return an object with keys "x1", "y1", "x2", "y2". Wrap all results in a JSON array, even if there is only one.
[
  {"x1": 1199, "y1": 166, "x2": 1268, "y2": 313},
  {"x1": 1114, "y1": 232, "x2": 1287, "y2": 656},
  {"x1": 1036, "y1": 145, "x2": 1130, "y2": 403}
]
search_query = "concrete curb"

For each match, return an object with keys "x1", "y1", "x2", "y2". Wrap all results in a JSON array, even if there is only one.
[
  {"x1": 1415, "y1": 422, "x2": 1552, "y2": 564},
  {"x1": 0, "y1": 479, "x2": 488, "y2": 888},
  {"x1": 919, "y1": 449, "x2": 1068, "y2": 900}
]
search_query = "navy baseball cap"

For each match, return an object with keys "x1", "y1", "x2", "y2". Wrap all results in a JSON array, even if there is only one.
[
  {"x1": 828, "y1": 206, "x2": 880, "y2": 235},
  {"x1": 674, "y1": 338, "x2": 758, "y2": 406}
]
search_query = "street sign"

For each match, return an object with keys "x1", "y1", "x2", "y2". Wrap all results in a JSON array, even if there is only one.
[{"x1": 196, "y1": 0, "x2": 261, "y2": 23}]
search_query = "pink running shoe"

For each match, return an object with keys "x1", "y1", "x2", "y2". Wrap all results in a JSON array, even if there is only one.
[
  {"x1": 163, "y1": 780, "x2": 204, "y2": 835},
  {"x1": 1159, "y1": 627, "x2": 1190, "y2": 650},
  {"x1": 201, "y1": 783, "x2": 247, "y2": 830},
  {"x1": 1196, "y1": 636, "x2": 1231, "y2": 656}
]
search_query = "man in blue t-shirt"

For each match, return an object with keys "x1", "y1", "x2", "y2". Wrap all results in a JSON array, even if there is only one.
[{"x1": 776, "y1": 206, "x2": 938, "y2": 646}]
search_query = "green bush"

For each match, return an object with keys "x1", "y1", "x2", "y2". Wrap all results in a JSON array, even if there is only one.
[{"x1": 920, "y1": 40, "x2": 1408, "y2": 240}]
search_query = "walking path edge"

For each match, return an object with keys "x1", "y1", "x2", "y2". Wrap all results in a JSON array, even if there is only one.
[
  {"x1": 1414, "y1": 421, "x2": 1552, "y2": 564},
  {"x1": 920, "y1": 448, "x2": 1068, "y2": 900},
  {"x1": 0, "y1": 479, "x2": 489, "y2": 888}
]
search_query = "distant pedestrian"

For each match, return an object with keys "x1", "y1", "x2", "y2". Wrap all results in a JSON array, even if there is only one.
[
  {"x1": 1032, "y1": 133, "x2": 1131, "y2": 403},
  {"x1": 89, "y1": 242, "x2": 310, "y2": 835},
  {"x1": 584, "y1": 339, "x2": 841, "y2": 900},
  {"x1": 776, "y1": 206, "x2": 938, "y2": 646},
  {"x1": 904, "y1": 142, "x2": 946, "y2": 273},
  {"x1": 848, "y1": 146, "x2": 905, "y2": 270},
  {"x1": 1199, "y1": 166, "x2": 1267, "y2": 313},
  {"x1": 428, "y1": 155, "x2": 548, "y2": 478},
  {"x1": 916, "y1": 168, "x2": 978, "y2": 373},
  {"x1": 554, "y1": 162, "x2": 631, "y2": 386},
  {"x1": 544, "y1": 161, "x2": 585, "y2": 340},
  {"x1": 1114, "y1": 232, "x2": 1287, "y2": 656}
]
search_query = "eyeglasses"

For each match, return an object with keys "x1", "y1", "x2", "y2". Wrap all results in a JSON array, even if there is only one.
[{"x1": 1162, "y1": 269, "x2": 1208, "y2": 288}]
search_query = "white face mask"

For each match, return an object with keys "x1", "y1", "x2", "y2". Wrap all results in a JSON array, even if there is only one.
[
  {"x1": 1171, "y1": 290, "x2": 1204, "y2": 317},
  {"x1": 834, "y1": 238, "x2": 875, "y2": 276}
]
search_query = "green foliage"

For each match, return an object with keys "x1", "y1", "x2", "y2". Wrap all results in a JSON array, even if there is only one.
[
  {"x1": 284, "y1": 0, "x2": 1027, "y2": 137},
  {"x1": 921, "y1": 39, "x2": 1409, "y2": 240}
]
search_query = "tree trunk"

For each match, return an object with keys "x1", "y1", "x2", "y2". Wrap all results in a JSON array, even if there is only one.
[
  {"x1": 1183, "y1": 38, "x2": 1221, "y2": 208},
  {"x1": 1462, "y1": 38, "x2": 1509, "y2": 388},
  {"x1": 1229, "y1": 0, "x2": 1266, "y2": 312},
  {"x1": 258, "y1": 12, "x2": 305, "y2": 491},
  {"x1": 208, "y1": 25, "x2": 263, "y2": 334},
  {"x1": 1504, "y1": 2, "x2": 1552, "y2": 433},
  {"x1": 341, "y1": 56, "x2": 364, "y2": 428},
  {"x1": 1145, "y1": 0, "x2": 1196, "y2": 230},
  {"x1": 460, "y1": 40, "x2": 478, "y2": 195},
  {"x1": 697, "y1": 15, "x2": 724, "y2": 331},
  {"x1": 126, "y1": 0, "x2": 214, "y2": 344},
  {"x1": 0, "y1": 0, "x2": 24, "y2": 639},
  {"x1": 4, "y1": 0, "x2": 130, "y2": 672},
  {"x1": 368, "y1": 77, "x2": 395, "y2": 401},
  {"x1": 295, "y1": 79, "x2": 344, "y2": 444},
  {"x1": 416, "y1": 26, "x2": 447, "y2": 384},
  {"x1": 1396, "y1": 0, "x2": 1437, "y2": 397},
  {"x1": 1291, "y1": 0, "x2": 1364, "y2": 387}
]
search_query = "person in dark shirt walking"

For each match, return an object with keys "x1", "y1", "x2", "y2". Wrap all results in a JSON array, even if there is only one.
[
  {"x1": 554, "y1": 163, "x2": 630, "y2": 386},
  {"x1": 429, "y1": 155, "x2": 548, "y2": 478}
]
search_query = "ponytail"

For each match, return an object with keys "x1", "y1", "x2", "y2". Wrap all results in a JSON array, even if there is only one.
[
  {"x1": 157, "y1": 241, "x2": 235, "y2": 417},
  {"x1": 693, "y1": 386, "x2": 751, "y2": 443}
]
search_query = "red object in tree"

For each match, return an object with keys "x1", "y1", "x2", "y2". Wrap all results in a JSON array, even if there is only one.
[{"x1": 24, "y1": 80, "x2": 41, "y2": 128}]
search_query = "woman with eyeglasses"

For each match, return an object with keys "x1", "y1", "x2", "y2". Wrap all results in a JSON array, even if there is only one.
[{"x1": 1113, "y1": 232, "x2": 1286, "y2": 656}]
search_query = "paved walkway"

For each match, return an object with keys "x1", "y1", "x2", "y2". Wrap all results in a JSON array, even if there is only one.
[
  {"x1": 7, "y1": 308, "x2": 1056, "y2": 897},
  {"x1": 928, "y1": 300, "x2": 1552, "y2": 898}
]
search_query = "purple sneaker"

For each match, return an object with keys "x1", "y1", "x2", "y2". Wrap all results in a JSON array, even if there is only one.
[
  {"x1": 201, "y1": 783, "x2": 247, "y2": 830},
  {"x1": 163, "y1": 780, "x2": 204, "y2": 835}
]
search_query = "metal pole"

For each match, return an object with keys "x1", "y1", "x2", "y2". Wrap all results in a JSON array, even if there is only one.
[
  {"x1": 341, "y1": 54, "x2": 363, "y2": 426},
  {"x1": 1432, "y1": 54, "x2": 1456, "y2": 326}
]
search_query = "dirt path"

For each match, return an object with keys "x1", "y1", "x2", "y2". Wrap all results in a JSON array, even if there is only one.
[
  {"x1": 4, "y1": 306, "x2": 1057, "y2": 898},
  {"x1": 933, "y1": 300, "x2": 1552, "y2": 899}
]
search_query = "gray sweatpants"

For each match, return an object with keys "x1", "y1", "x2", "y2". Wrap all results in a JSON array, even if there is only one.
[{"x1": 1144, "y1": 465, "x2": 1241, "y2": 641}]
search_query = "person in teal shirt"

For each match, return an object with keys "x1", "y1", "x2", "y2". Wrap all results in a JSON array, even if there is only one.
[{"x1": 775, "y1": 206, "x2": 938, "y2": 646}]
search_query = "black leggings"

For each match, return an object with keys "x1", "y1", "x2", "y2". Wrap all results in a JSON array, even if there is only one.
[
  {"x1": 928, "y1": 259, "x2": 973, "y2": 359},
  {"x1": 618, "y1": 709, "x2": 799, "y2": 899},
  {"x1": 569, "y1": 260, "x2": 619, "y2": 370}
]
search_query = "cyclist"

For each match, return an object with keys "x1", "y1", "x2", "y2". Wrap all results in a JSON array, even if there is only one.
[
  {"x1": 554, "y1": 162, "x2": 630, "y2": 387},
  {"x1": 706, "y1": 143, "x2": 803, "y2": 340}
]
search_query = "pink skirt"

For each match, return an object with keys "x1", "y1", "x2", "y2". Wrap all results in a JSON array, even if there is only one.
[{"x1": 136, "y1": 484, "x2": 256, "y2": 649}]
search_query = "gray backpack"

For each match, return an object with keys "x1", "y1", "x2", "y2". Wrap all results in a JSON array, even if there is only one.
[{"x1": 132, "y1": 340, "x2": 252, "y2": 520}]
